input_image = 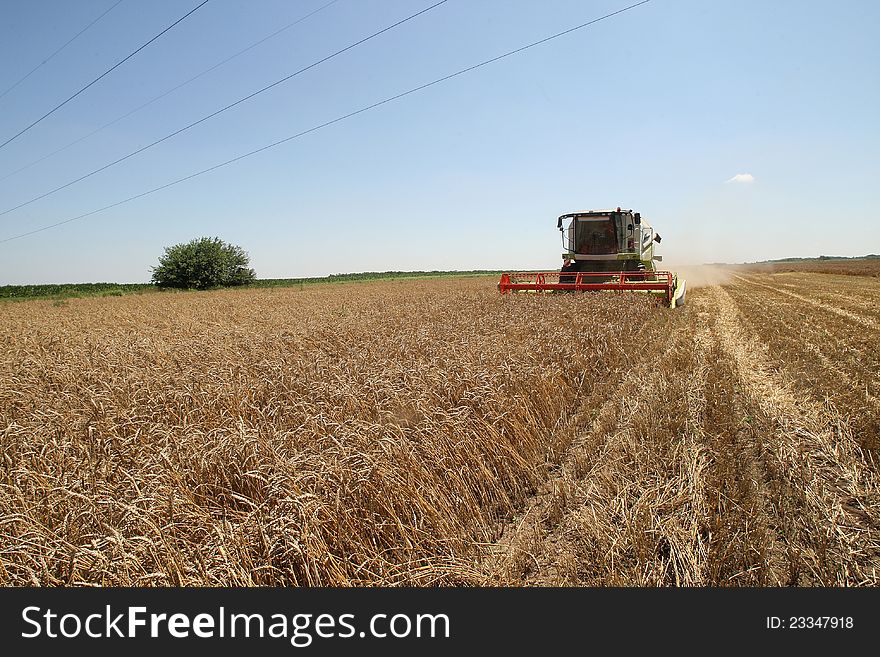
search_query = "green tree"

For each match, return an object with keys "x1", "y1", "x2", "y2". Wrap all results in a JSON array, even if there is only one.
[{"x1": 151, "y1": 237, "x2": 256, "y2": 290}]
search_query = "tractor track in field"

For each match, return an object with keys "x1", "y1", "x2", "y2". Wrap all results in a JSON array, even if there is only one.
[
  {"x1": 692, "y1": 291, "x2": 790, "y2": 585},
  {"x1": 481, "y1": 279, "x2": 880, "y2": 586}
]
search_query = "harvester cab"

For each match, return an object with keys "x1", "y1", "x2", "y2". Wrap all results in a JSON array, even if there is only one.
[
  {"x1": 499, "y1": 208, "x2": 686, "y2": 308},
  {"x1": 559, "y1": 209, "x2": 659, "y2": 272}
]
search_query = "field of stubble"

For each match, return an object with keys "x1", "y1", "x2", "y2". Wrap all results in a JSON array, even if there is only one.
[{"x1": 1, "y1": 268, "x2": 878, "y2": 586}]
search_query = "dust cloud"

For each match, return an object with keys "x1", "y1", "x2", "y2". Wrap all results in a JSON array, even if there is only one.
[{"x1": 669, "y1": 264, "x2": 734, "y2": 288}]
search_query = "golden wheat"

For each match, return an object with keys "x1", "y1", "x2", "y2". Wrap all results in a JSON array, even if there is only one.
[
  {"x1": 2, "y1": 273, "x2": 877, "y2": 587},
  {"x1": 0, "y1": 278, "x2": 655, "y2": 585}
]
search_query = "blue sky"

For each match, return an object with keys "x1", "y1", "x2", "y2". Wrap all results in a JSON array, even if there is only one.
[{"x1": 0, "y1": 0, "x2": 877, "y2": 284}]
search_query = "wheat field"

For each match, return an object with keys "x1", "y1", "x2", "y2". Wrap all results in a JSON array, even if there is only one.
[{"x1": 1, "y1": 271, "x2": 878, "y2": 586}]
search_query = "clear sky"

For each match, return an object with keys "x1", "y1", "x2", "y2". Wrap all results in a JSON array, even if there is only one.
[{"x1": 0, "y1": 0, "x2": 878, "y2": 284}]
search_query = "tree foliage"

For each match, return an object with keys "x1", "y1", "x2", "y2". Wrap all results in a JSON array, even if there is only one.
[{"x1": 151, "y1": 237, "x2": 256, "y2": 290}]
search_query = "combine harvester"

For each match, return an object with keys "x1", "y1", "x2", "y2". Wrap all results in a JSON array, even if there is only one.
[{"x1": 498, "y1": 208, "x2": 686, "y2": 308}]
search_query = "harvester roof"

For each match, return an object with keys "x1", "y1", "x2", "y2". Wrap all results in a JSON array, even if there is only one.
[
  {"x1": 559, "y1": 209, "x2": 632, "y2": 218},
  {"x1": 561, "y1": 208, "x2": 632, "y2": 217}
]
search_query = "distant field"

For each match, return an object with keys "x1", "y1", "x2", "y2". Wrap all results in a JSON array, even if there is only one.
[
  {"x1": 1, "y1": 271, "x2": 878, "y2": 586},
  {"x1": 0, "y1": 270, "x2": 501, "y2": 300},
  {"x1": 0, "y1": 282, "x2": 155, "y2": 300},
  {"x1": 735, "y1": 256, "x2": 880, "y2": 277}
]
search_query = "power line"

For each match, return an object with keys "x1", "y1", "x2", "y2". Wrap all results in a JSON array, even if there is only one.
[
  {"x1": 0, "y1": 0, "x2": 448, "y2": 218},
  {"x1": 0, "y1": 0, "x2": 652, "y2": 245},
  {"x1": 0, "y1": 0, "x2": 127, "y2": 103},
  {"x1": 0, "y1": 0, "x2": 342, "y2": 185},
  {"x1": 0, "y1": 0, "x2": 212, "y2": 152}
]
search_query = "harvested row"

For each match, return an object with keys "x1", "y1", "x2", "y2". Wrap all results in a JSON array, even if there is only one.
[
  {"x1": 708, "y1": 284, "x2": 880, "y2": 585},
  {"x1": 725, "y1": 274, "x2": 880, "y2": 460},
  {"x1": 731, "y1": 273, "x2": 877, "y2": 329},
  {"x1": 483, "y1": 281, "x2": 880, "y2": 586}
]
